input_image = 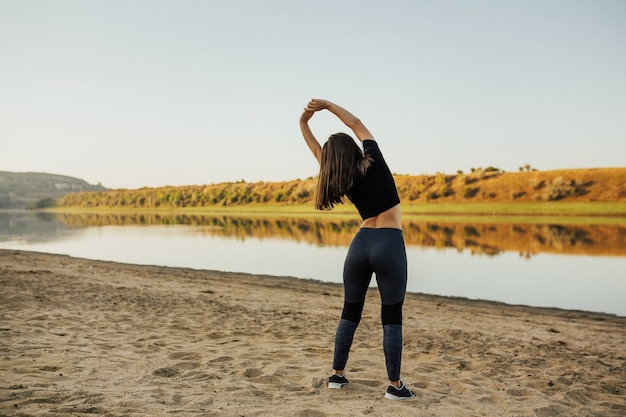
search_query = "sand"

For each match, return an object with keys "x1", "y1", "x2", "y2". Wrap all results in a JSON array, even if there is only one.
[{"x1": 1, "y1": 249, "x2": 625, "y2": 417}]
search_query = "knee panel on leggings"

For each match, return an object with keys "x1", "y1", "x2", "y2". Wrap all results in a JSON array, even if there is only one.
[
  {"x1": 341, "y1": 300, "x2": 365, "y2": 324},
  {"x1": 381, "y1": 300, "x2": 403, "y2": 325}
]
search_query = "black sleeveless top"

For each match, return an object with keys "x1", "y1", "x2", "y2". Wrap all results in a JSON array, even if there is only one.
[{"x1": 346, "y1": 140, "x2": 400, "y2": 220}]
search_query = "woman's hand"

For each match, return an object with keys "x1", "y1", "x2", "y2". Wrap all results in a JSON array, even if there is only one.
[
  {"x1": 304, "y1": 98, "x2": 374, "y2": 141},
  {"x1": 305, "y1": 99, "x2": 332, "y2": 112},
  {"x1": 300, "y1": 98, "x2": 331, "y2": 124}
]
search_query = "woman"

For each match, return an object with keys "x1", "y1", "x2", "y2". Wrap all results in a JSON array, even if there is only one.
[{"x1": 299, "y1": 99, "x2": 415, "y2": 401}]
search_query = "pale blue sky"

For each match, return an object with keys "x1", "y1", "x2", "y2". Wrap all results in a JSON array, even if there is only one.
[{"x1": 1, "y1": 0, "x2": 624, "y2": 189}]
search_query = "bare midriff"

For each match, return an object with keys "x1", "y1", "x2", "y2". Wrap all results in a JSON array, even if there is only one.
[{"x1": 360, "y1": 204, "x2": 402, "y2": 230}]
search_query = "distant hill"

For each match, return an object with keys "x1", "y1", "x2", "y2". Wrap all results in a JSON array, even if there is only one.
[
  {"x1": 0, "y1": 171, "x2": 107, "y2": 209},
  {"x1": 55, "y1": 167, "x2": 625, "y2": 210}
]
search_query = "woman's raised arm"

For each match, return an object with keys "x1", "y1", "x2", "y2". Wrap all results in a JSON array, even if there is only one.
[{"x1": 299, "y1": 109, "x2": 322, "y2": 164}]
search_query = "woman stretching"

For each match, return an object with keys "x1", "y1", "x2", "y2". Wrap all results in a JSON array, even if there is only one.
[{"x1": 299, "y1": 99, "x2": 415, "y2": 401}]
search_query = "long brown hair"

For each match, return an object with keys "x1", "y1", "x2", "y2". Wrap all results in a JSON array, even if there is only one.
[{"x1": 315, "y1": 133, "x2": 372, "y2": 211}]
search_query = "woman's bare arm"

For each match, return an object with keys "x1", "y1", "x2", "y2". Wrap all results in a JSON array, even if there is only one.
[{"x1": 299, "y1": 109, "x2": 322, "y2": 164}]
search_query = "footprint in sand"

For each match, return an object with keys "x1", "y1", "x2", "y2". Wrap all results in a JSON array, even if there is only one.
[
  {"x1": 352, "y1": 378, "x2": 381, "y2": 388},
  {"x1": 534, "y1": 404, "x2": 570, "y2": 417},
  {"x1": 168, "y1": 352, "x2": 202, "y2": 361},
  {"x1": 39, "y1": 365, "x2": 61, "y2": 372},
  {"x1": 208, "y1": 356, "x2": 234, "y2": 363},
  {"x1": 250, "y1": 375, "x2": 282, "y2": 385},
  {"x1": 506, "y1": 388, "x2": 530, "y2": 397},
  {"x1": 295, "y1": 410, "x2": 327, "y2": 417},
  {"x1": 243, "y1": 368, "x2": 263, "y2": 378},
  {"x1": 152, "y1": 367, "x2": 178, "y2": 377},
  {"x1": 172, "y1": 361, "x2": 200, "y2": 370},
  {"x1": 565, "y1": 390, "x2": 591, "y2": 405}
]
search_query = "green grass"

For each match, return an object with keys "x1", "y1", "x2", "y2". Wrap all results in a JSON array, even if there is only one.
[
  {"x1": 400, "y1": 202, "x2": 626, "y2": 224},
  {"x1": 44, "y1": 201, "x2": 626, "y2": 225},
  {"x1": 401, "y1": 201, "x2": 626, "y2": 217}
]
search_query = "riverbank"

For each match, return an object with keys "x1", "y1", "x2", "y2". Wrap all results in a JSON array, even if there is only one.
[
  {"x1": 41, "y1": 200, "x2": 626, "y2": 218},
  {"x1": 1, "y1": 250, "x2": 625, "y2": 416}
]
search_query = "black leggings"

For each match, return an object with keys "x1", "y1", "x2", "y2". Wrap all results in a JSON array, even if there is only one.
[
  {"x1": 341, "y1": 228, "x2": 407, "y2": 325},
  {"x1": 333, "y1": 228, "x2": 408, "y2": 379}
]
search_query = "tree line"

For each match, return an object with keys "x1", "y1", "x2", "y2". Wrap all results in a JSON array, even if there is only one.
[
  {"x1": 56, "y1": 179, "x2": 319, "y2": 208},
  {"x1": 53, "y1": 166, "x2": 619, "y2": 209}
]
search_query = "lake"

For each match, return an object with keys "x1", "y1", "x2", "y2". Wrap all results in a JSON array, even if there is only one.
[{"x1": 1, "y1": 210, "x2": 625, "y2": 316}]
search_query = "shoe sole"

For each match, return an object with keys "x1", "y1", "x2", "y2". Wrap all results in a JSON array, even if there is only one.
[
  {"x1": 328, "y1": 382, "x2": 348, "y2": 389},
  {"x1": 384, "y1": 392, "x2": 416, "y2": 400}
]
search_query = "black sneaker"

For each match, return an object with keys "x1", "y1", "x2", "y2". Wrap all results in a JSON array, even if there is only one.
[
  {"x1": 384, "y1": 382, "x2": 415, "y2": 400},
  {"x1": 328, "y1": 374, "x2": 349, "y2": 389}
]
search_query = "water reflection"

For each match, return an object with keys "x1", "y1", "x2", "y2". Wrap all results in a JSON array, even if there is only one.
[
  {"x1": 2, "y1": 210, "x2": 624, "y2": 316},
  {"x1": 41, "y1": 211, "x2": 626, "y2": 257},
  {"x1": 0, "y1": 211, "x2": 74, "y2": 243}
]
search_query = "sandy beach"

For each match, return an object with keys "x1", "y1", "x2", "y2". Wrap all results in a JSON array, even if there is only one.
[{"x1": 1, "y1": 249, "x2": 625, "y2": 416}]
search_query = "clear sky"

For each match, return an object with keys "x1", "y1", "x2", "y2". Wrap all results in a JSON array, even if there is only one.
[{"x1": 1, "y1": 0, "x2": 625, "y2": 189}]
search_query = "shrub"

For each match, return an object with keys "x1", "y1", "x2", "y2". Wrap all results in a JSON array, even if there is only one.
[
  {"x1": 440, "y1": 186, "x2": 453, "y2": 197},
  {"x1": 541, "y1": 176, "x2": 581, "y2": 201},
  {"x1": 295, "y1": 187, "x2": 310, "y2": 199},
  {"x1": 530, "y1": 179, "x2": 545, "y2": 190},
  {"x1": 26, "y1": 197, "x2": 57, "y2": 210},
  {"x1": 424, "y1": 191, "x2": 438, "y2": 201},
  {"x1": 408, "y1": 190, "x2": 421, "y2": 200},
  {"x1": 462, "y1": 187, "x2": 478, "y2": 198}
]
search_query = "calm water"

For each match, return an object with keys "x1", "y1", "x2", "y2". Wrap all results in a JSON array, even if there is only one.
[{"x1": 1, "y1": 211, "x2": 625, "y2": 316}]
